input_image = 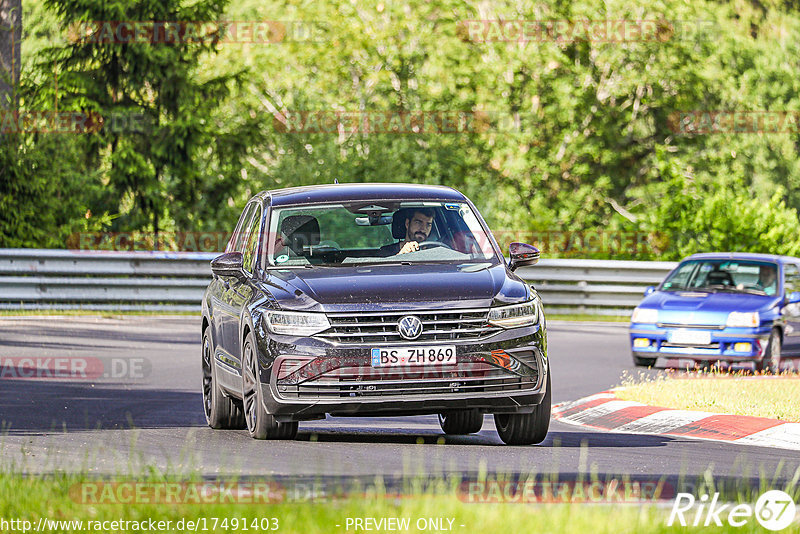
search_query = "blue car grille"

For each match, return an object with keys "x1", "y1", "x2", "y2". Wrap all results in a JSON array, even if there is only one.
[{"x1": 657, "y1": 323, "x2": 725, "y2": 330}]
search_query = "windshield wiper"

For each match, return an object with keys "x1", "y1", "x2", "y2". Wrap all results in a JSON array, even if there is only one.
[
  {"x1": 738, "y1": 288, "x2": 768, "y2": 295},
  {"x1": 341, "y1": 260, "x2": 413, "y2": 267},
  {"x1": 686, "y1": 286, "x2": 719, "y2": 293}
]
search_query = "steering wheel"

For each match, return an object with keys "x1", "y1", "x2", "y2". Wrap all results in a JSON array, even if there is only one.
[{"x1": 418, "y1": 240, "x2": 453, "y2": 250}]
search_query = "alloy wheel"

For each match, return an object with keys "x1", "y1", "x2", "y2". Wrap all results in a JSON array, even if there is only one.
[
  {"x1": 201, "y1": 335, "x2": 213, "y2": 420},
  {"x1": 242, "y1": 342, "x2": 259, "y2": 433}
]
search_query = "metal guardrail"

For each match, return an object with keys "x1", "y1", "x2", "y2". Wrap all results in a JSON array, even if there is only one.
[{"x1": 0, "y1": 249, "x2": 677, "y2": 315}]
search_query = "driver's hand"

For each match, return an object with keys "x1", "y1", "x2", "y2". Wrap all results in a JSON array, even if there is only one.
[{"x1": 398, "y1": 241, "x2": 419, "y2": 254}]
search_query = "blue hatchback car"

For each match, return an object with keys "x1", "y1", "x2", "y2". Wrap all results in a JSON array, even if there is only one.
[{"x1": 629, "y1": 252, "x2": 800, "y2": 372}]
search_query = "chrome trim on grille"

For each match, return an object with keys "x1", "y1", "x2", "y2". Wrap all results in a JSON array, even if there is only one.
[
  {"x1": 658, "y1": 323, "x2": 725, "y2": 330},
  {"x1": 316, "y1": 308, "x2": 503, "y2": 344},
  {"x1": 284, "y1": 371, "x2": 538, "y2": 398}
]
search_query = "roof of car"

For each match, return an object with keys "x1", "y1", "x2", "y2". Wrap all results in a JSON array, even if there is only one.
[
  {"x1": 257, "y1": 183, "x2": 467, "y2": 206},
  {"x1": 686, "y1": 252, "x2": 800, "y2": 264}
]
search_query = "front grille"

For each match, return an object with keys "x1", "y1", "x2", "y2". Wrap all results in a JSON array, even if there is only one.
[
  {"x1": 657, "y1": 323, "x2": 725, "y2": 330},
  {"x1": 280, "y1": 367, "x2": 538, "y2": 398},
  {"x1": 316, "y1": 309, "x2": 502, "y2": 344}
]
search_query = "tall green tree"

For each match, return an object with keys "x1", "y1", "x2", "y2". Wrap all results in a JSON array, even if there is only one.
[{"x1": 31, "y1": 0, "x2": 260, "y2": 242}]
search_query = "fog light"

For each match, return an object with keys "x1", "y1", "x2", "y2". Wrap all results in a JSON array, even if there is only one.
[
  {"x1": 733, "y1": 342, "x2": 752, "y2": 353},
  {"x1": 633, "y1": 338, "x2": 651, "y2": 348}
]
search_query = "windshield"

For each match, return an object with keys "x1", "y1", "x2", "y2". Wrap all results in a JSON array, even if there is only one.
[
  {"x1": 264, "y1": 201, "x2": 499, "y2": 267},
  {"x1": 661, "y1": 259, "x2": 779, "y2": 295}
]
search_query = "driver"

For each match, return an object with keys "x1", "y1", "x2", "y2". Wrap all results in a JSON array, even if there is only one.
[
  {"x1": 379, "y1": 208, "x2": 434, "y2": 256},
  {"x1": 757, "y1": 264, "x2": 778, "y2": 295}
]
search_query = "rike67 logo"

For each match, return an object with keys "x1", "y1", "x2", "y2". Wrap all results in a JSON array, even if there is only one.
[{"x1": 668, "y1": 490, "x2": 797, "y2": 531}]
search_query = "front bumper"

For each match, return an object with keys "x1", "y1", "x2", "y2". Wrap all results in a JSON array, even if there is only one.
[
  {"x1": 629, "y1": 322, "x2": 770, "y2": 361},
  {"x1": 256, "y1": 324, "x2": 547, "y2": 421}
]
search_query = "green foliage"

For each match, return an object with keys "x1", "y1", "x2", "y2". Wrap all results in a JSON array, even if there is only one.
[{"x1": 4, "y1": 0, "x2": 800, "y2": 258}]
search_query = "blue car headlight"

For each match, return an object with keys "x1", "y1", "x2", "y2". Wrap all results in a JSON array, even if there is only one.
[
  {"x1": 726, "y1": 311, "x2": 759, "y2": 328},
  {"x1": 264, "y1": 310, "x2": 330, "y2": 336},
  {"x1": 488, "y1": 299, "x2": 539, "y2": 329},
  {"x1": 631, "y1": 307, "x2": 658, "y2": 323}
]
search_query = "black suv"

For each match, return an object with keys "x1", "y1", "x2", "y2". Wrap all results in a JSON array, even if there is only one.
[{"x1": 201, "y1": 183, "x2": 550, "y2": 445}]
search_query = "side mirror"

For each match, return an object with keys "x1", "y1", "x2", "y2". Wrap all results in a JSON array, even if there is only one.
[
  {"x1": 644, "y1": 286, "x2": 656, "y2": 296},
  {"x1": 211, "y1": 252, "x2": 245, "y2": 279},
  {"x1": 787, "y1": 291, "x2": 800, "y2": 304},
  {"x1": 509, "y1": 242, "x2": 540, "y2": 272}
]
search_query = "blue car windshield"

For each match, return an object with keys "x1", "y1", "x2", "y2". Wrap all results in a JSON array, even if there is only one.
[{"x1": 661, "y1": 260, "x2": 778, "y2": 295}]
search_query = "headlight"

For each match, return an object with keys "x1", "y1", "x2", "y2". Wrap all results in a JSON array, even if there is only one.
[
  {"x1": 726, "y1": 311, "x2": 759, "y2": 328},
  {"x1": 488, "y1": 300, "x2": 539, "y2": 329},
  {"x1": 264, "y1": 311, "x2": 330, "y2": 336},
  {"x1": 631, "y1": 307, "x2": 658, "y2": 323}
]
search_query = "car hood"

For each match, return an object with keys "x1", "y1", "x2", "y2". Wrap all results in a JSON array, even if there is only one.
[
  {"x1": 639, "y1": 290, "x2": 781, "y2": 324},
  {"x1": 259, "y1": 262, "x2": 529, "y2": 312}
]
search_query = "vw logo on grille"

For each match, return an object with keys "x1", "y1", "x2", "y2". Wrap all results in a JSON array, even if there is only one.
[{"x1": 397, "y1": 315, "x2": 423, "y2": 340}]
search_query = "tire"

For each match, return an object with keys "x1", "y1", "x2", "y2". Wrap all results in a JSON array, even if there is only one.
[
  {"x1": 494, "y1": 368, "x2": 551, "y2": 445},
  {"x1": 242, "y1": 332, "x2": 298, "y2": 440},
  {"x1": 633, "y1": 355, "x2": 657, "y2": 367},
  {"x1": 438, "y1": 410, "x2": 483, "y2": 435},
  {"x1": 758, "y1": 328, "x2": 782, "y2": 374},
  {"x1": 202, "y1": 330, "x2": 245, "y2": 429}
]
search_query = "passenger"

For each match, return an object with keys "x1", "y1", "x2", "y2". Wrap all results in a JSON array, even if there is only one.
[{"x1": 379, "y1": 208, "x2": 434, "y2": 256}]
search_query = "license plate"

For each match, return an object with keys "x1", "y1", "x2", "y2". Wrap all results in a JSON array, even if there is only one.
[
  {"x1": 371, "y1": 345, "x2": 457, "y2": 367},
  {"x1": 668, "y1": 330, "x2": 711, "y2": 345}
]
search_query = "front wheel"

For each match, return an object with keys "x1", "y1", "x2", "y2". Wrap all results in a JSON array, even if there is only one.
[
  {"x1": 242, "y1": 332, "x2": 298, "y2": 440},
  {"x1": 757, "y1": 328, "x2": 782, "y2": 374},
  {"x1": 494, "y1": 369, "x2": 551, "y2": 445},
  {"x1": 438, "y1": 410, "x2": 483, "y2": 435},
  {"x1": 202, "y1": 330, "x2": 245, "y2": 429}
]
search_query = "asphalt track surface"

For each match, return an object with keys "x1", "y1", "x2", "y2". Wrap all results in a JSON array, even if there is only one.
[{"x1": 0, "y1": 316, "x2": 798, "y2": 490}]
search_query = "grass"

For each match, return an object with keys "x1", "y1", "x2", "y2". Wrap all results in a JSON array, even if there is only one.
[
  {"x1": 617, "y1": 371, "x2": 800, "y2": 422},
  {"x1": 1, "y1": 471, "x2": 798, "y2": 534}
]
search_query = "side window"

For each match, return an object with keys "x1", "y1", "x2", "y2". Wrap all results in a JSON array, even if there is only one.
[
  {"x1": 226, "y1": 203, "x2": 255, "y2": 253},
  {"x1": 785, "y1": 264, "x2": 800, "y2": 293},
  {"x1": 242, "y1": 206, "x2": 263, "y2": 274},
  {"x1": 662, "y1": 261, "x2": 697, "y2": 290}
]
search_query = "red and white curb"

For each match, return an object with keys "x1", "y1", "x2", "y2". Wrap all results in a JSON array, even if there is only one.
[{"x1": 553, "y1": 390, "x2": 800, "y2": 451}]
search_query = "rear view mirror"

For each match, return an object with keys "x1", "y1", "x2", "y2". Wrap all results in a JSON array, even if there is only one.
[
  {"x1": 787, "y1": 291, "x2": 800, "y2": 304},
  {"x1": 354, "y1": 216, "x2": 392, "y2": 226},
  {"x1": 211, "y1": 252, "x2": 245, "y2": 279},
  {"x1": 509, "y1": 242, "x2": 540, "y2": 272},
  {"x1": 644, "y1": 286, "x2": 656, "y2": 296}
]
